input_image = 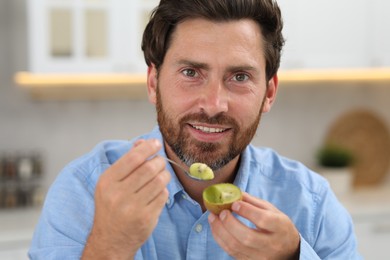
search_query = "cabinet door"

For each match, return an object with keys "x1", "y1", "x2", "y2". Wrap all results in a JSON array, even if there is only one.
[
  {"x1": 27, "y1": 0, "x2": 158, "y2": 73},
  {"x1": 354, "y1": 216, "x2": 390, "y2": 258},
  {"x1": 0, "y1": 248, "x2": 29, "y2": 260},
  {"x1": 28, "y1": 0, "x2": 111, "y2": 72},
  {"x1": 278, "y1": 0, "x2": 369, "y2": 69},
  {"x1": 369, "y1": 0, "x2": 390, "y2": 67}
]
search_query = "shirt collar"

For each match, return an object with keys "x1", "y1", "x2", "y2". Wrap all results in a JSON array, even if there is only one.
[{"x1": 233, "y1": 145, "x2": 252, "y2": 191}]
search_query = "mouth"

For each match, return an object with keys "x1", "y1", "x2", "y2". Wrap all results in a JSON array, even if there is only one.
[
  {"x1": 190, "y1": 124, "x2": 228, "y2": 133},
  {"x1": 187, "y1": 123, "x2": 231, "y2": 143}
]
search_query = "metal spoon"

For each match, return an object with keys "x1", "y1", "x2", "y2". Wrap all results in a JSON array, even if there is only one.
[{"x1": 164, "y1": 157, "x2": 214, "y2": 181}]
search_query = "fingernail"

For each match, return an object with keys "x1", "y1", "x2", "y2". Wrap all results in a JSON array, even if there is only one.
[
  {"x1": 232, "y1": 201, "x2": 241, "y2": 212},
  {"x1": 152, "y1": 139, "x2": 161, "y2": 147},
  {"x1": 208, "y1": 213, "x2": 215, "y2": 223},
  {"x1": 220, "y1": 210, "x2": 227, "y2": 221}
]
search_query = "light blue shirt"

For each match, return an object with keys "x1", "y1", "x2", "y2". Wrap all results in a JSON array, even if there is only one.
[{"x1": 29, "y1": 127, "x2": 361, "y2": 259}]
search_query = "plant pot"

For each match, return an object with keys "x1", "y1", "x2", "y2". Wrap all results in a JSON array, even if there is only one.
[{"x1": 319, "y1": 167, "x2": 352, "y2": 196}]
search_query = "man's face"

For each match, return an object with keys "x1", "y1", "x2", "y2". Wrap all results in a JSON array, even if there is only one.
[{"x1": 147, "y1": 18, "x2": 277, "y2": 171}]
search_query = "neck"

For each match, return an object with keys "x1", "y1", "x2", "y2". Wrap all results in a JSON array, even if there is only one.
[{"x1": 164, "y1": 144, "x2": 240, "y2": 211}]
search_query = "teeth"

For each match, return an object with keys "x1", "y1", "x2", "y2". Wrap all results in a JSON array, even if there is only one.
[{"x1": 192, "y1": 125, "x2": 225, "y2": 133}]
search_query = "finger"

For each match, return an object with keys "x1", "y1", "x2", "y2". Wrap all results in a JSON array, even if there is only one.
[
  {"x1": 223, "y1": 210, "x2": 271, "y2": 248},
  {"x1": 218, "y1": 209, "x2": 300, "y2": 258},
  {"x1": 208, "y1": 211, "x2": 258, "y2": 258},
  {"x1": 134, "y1": 169, "x2": 171, "y2": 206},
  {"x1": 208, "y1": 212, "x2": 246, "y2": 258},
  {"x1": 123, "y1": 155, "x2": 167, "y2": 193},
  {"x1": 133, "y1": 139, "x2": 145, "y2": 148},
  {"x1": 146, "y1": 187, "x2": 170, "y2": 212},
  {"x1": 232, "y1": 199, "x2": 280, "y2": 232},
  {"x1": 108, "y1": 139, "x2": 162, "y2": 181},
  {"x1": 241, "y1": 192, "x2": 278, "y2": 212},
  {"x1": 143, "y1": 188, "x2": 170, "y2": 229}
]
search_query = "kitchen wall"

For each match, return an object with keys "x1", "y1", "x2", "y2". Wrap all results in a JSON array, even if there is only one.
[{"x1": 1, "y1": 0, "x2": 390, "y2": 192}]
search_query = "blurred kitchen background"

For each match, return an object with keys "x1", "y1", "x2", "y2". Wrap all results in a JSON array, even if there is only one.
[{"x1": 1, "y1": 0, "x2": 390, "y2": 259}]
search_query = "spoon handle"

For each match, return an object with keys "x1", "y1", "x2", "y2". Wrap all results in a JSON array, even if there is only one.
[{"x1": 164, "y1": 158, "x2": 190, "y2": 175}]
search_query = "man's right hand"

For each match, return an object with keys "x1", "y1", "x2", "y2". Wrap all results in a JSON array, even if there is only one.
[{"x1": 82, "y1": 139, "x2": 171, "y2": 259}]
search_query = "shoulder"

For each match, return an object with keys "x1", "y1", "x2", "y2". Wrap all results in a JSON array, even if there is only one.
[
  {"x1": 248, "y1": 145, "x2": 324, "y2": 181},
  {"x1": 56, "y1": 127, "x2": 163, "y2": 193},
  {"x1": 243, "y1": 145, "x2": 355, "y2": 248},
  {"x1": 48, "y1": 140, "x2": 130, "y2": 198},
  {"x1": 68, "y1": 140, "x2": 132, "y2": 172},
  {"x1": 242, "y1": 145, "x2": 330, "y2": 200}
]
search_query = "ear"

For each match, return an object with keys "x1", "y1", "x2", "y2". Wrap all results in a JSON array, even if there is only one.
[
  {"x1": 261, "y1": 74, "x2": 278, "y2": 113},
  {"x1": 147, "y1": 64, "x2": 158, "y2": 104}
]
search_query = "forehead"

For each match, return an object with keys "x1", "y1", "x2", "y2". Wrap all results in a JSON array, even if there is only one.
[{"x1": 164, "y1": 18, "x2": 265, "y2": 68}]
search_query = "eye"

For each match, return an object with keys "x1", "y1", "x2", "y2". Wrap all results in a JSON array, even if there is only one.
[
  {"x1": 181, "y1": 68, "x2": 198, "y2": 78},
  {"x1": 233, "y1": 73, "x2": 249, "y2": 82}
]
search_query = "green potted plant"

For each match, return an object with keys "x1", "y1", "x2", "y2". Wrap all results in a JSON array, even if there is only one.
[
  {"x1": 316, "y1": 143, "x2": 354, "y2": 195},
  {"x1": 317, "y1": 144, "x2": 354, "y2": 168}
]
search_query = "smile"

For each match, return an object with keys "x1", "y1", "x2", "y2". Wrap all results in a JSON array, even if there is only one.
[{"x1": 190, "y1": 125, "x2": 227, "y2": 133}]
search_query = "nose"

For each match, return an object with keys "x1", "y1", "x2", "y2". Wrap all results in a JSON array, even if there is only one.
[{"x1": 198, "y1": 79, "x2": 229, "y2": 117}]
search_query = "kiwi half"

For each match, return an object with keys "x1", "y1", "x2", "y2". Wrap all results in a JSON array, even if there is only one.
[{"x1": 203, "y1": 183, "x2": 242, "y2": 215}]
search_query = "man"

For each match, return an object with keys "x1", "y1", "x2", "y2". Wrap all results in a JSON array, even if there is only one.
[{"x1": 29, "y1": 0, "x2": 361, "y2": 259}]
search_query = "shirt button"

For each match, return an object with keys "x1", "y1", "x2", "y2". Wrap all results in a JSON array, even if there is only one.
[
  {"x1": 195, "y1": 224, "x2": 203, "y2": 233},
  {"x1": 182, "y1": 194, "x2": 187, "y2": 200},
  {"x1": 166, "y1": 198, "x2": 171, "y2": 205}
]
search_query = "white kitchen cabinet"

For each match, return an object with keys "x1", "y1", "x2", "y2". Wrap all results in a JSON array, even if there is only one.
[
  {"x1": 0, "y1": 209, "x2": 41, "y2": 260},
  {"x1": 278, "y1": 0, "x2": 390, "y2": 70},
  {"x1": 339, "y1": 180, "x2": 390, "y2": 259},
  {"x1": 354, "y1": 214, "x2": 390, "y2": 259},
  {"x1": 27, "y1": 0, "x2": 158, "y2": 73},
  {"x1": 27, "y1": 0, "x2": 390, "y2": 74},
  {"x1": 0, "y1": 246, "x2": 29, "y2": 260},
  {"x1": 369, "y1": 1, "x2": 390, "y2": 67}
]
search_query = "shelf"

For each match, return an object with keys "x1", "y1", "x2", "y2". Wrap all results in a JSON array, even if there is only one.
[
  {"x1": 14, "y1": 68, "x2": 390, "y2": 100},
  {"x1": 278, "y1": 68, "x2": 390, "y2": 84},
  {"x1": 14, "y1": 72, "x2": 148, "y2": 100}
]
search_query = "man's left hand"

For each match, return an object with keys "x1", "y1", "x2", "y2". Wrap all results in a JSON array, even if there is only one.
[{"x1": 208, "y1": 192, "x2": 300, "y2": 259}]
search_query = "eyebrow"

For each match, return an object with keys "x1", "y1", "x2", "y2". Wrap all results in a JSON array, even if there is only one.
[
  {"x1": 176, "y1": 59, "x2": 258, "y2": 73},
  {"x1": 176, "y1": 59, "x2": 210, "y2": 70},
  {"x1": 226, "y1": 65, "x2": 258, "y2": 73}
]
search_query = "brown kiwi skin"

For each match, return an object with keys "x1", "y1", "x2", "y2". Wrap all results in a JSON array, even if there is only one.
[{"x1": 203, "y1": 184, "x2": 242, "y2": 215}]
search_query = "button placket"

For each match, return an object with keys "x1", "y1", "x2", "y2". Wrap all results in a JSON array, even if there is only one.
[{"x1": 186, "y1": 218, "x2": 209, "y2": 260}]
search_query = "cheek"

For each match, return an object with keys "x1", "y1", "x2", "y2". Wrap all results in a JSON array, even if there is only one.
[
  {"x1": 234, "y1": 96, "x2": 264, "y2": 120},
  {"x1": 159, "y1": 88, "x2": 196, "y2": 119},
  {"x1": 160, "y1": 83, "x2": 200, "y2": 113}
]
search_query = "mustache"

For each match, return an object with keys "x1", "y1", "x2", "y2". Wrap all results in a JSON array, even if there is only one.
[{"x1": 179, "y1": 111, "x2": 239, "y2": 127}]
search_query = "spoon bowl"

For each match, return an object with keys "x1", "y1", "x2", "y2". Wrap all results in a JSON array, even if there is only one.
[{"x1": 165, "y1": 158, "x2": 214, "y2": 181}]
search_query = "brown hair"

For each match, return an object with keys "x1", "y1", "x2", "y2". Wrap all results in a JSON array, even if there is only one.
[{"x1": 142, "y1": 0, "x2": 284, "y2": 81}]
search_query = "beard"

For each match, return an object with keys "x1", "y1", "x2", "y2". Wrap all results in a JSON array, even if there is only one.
[{"x1": 156, "y1": 84, "x2": 265, "y2": 171}]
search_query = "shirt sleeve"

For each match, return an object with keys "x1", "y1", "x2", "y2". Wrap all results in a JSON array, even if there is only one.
[
  {"x1": 299, "y1": 232, "x2": 362, "y2": 260},
  {"x1": 28, "y1": 164, "x2": 101, "y2": 259},
  {"x1": 299, "y1": 235, "x2": 321, "y2": 260},
  {"x1": 299, "y1": 182, "x2": 363, "y2": 259}
]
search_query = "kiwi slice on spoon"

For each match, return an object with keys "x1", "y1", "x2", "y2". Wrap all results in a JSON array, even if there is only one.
[{"x1": 189, "y1": 163, "x2": 214, "y2": 180}]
